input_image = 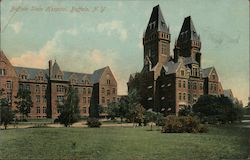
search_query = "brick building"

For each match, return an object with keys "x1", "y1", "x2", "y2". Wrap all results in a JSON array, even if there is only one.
[
  {"x1": 128, "y1": 5, "x2": 224, "y2": 115},
  {"x1": 0, "y1": 51, "x2": 117, "y2": 118}
]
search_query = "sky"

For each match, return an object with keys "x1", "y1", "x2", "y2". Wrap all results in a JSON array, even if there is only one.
[{"x1": 1, "y1": 0, "x2": 249, "y2": 105}]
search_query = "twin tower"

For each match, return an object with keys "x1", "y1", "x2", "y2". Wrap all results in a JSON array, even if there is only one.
[{"x1": 143, "y1": 5, "x2": 202, "y2": 70}]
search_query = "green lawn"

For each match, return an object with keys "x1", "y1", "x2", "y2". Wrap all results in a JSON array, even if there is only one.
[{"x1": 0, "y1": 125, "x2": 249, "y2": 160}]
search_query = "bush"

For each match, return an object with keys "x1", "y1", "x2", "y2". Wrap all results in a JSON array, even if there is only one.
[
  {"x1": 54, "y1": 118, "x2": 60, "y2": 123},
  {"x1": 162, "y1": 115, "x2": 208, "y2": 133},
  {"x1": 86, "y1": 118, "x2": 102, "y2": 128}
]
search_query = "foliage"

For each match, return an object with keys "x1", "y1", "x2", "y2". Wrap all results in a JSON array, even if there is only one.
[
  {"x1": 193, "y1": 95, "x2": 243, "y2": 124},
  {"x1": 15, "y1": 88, "x2": 33, "y2": 118},
  {"x1": 58, "y1": 87, "x2": 81, "y2": 127},
  {"x1": 162, "y1": 115, "x2": 208, "y2": 133},
  {"x1": 243, "y1": 107, "x2": 250, "y2": 115},
  {"x1": 107, "y1": 102, "x2": 120, "y2": 120},
  {"x1": 144, "y1": 110, "x2": 157, "y2": 130},
  {"x1": 155, "y1": 112, "x2": 165, "y2": 126},
  {"x1": 179, "y1": 106, "x2": 192, "y2": 116},
  {"x1": 0, "y1": 98, "x2": 15, "y2": 129},
  {"x1": 86, "y1": 118, "x2": 102, "y2": 128},
  {"x1": 89, "y1": 97, "x2": 102, "y2": 118},
  {"x1": 128, "y1": 103, "x2": 145, "y2": 126}
]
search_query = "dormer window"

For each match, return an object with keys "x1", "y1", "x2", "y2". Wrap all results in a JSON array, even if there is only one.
[
  {"x1": 0, "y1": 69, "x2": 6, "y2": 76},
  {"x1": 181, "y1": 70, "x2": 185, "y2": 76},
  {"x1": 107, "y1": 79, "x2": 111, "y2": 85},
  {"x1": 21, "y1": 75, "x2": 27, "y2": 80}
]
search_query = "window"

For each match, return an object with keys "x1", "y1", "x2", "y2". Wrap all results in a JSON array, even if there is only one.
[
  {"x1": 43, "y1": 106, "x2": 46, "y2": 113},
  {"x1": 214, "y1": 84, "x2": 217, "y2": 91},
  {"x1": 193, "y1": 82, "x2": 197, "y2": 90},
  {"x1": 26, "y1": 84, "x2": 30, "y2": 91},
  {"x1": 43, "y1": 96, "x2": 46, "y2": 103},
  {"x1": 7, "y1": 92, "x2": 12, "y2": 103},
  {"x1": 212, "y1": 74, "x2": 216, "y2": 80},
  {"x1": 83, "y1": 88, "x2": 86, "y2": 94},
  {"x1": 0, "y1": 69, "x2": 6, "y2": 76},
  {"x1": 183, "y1": 93, "x2": 186, "y2": 100},
  {"x1": 107, "y1": 79, "x2": 111, "y2": 85},
  {"x1": 6, "y1": 81, "x2": 12, "y2": 89},
  {"x1": 21, "y1": 75, "x2": 27, "y2": 80},
  {"x1": 88, "y1": 97, "x2": 91, "y2": 104},
  {"x1": 179, "y1": 93, "x2": 182, "y2": 100},
  {"x1": 199, "y1": 83, "x2": 203, "y2": 90},
  {"x1": 57, "y1": 96, "x2": 64, "y2": 102},
  {"x1": 210, "y1": 84, "x2": 213, "y2": 91},
  {"x1": 87, "y1": 88, "x2": 91, "y2": 94},
  {"x1": 82, "y1": 107, "x2": 87, "y2": 113},
  {"x1": 178, "y1": 80, "x2": 181, "y2": 88},
  {"x1": 102, "y1": 87, "x2": 105, "y2": 93},
  {"x1": 57, "y1": 107, "x2": 61, "y2": 113},
  {"x1": 42, "y1": 85, "x2": 46, "y2": 92},
  {"x1": 19, "y1": 84, "x2": 23, "y2": 90},
  {"x1": 183, "y1": 81, "x2": 186, "y2": 88},
  {"x1": 188, "y1": 94, "x2": 191, "y2": 101},
  {"x1": 83, "y1": 97, "x2": 86, "y2": 104},
  {"x1": 112, "y1": 88, "x2": 116, "y2": 94},
  {"x1": 56, "y1": 85, "x2": 64, "y2": 93},
  {"x1": 36, "y1": 106, "x2": 40, "y2": 114},
  {"x1": 188, "y1": 82, "x2": 191, "y2": 89},
  {"x1": 36, "y1": 96, "x2": 40, "y2": 103},
  {"x1": 102, "y1": 97, "x2": 105, "y2": 103},
  {"x1": 181, "y1": 70, "x2": 184, "y2": 76},
  {"x1": 107, "y1": 99, "x2": 110, "y2": 104},
  {"x1": 107, "y1": 89, "x2": 110, "y2": 96},
  {"x1": 35, "y1": 85, "x2": 40, "y2": 93}
]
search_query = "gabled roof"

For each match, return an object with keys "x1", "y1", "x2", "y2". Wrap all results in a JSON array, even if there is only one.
[
  {"x1": 15, "y1": 67, "x2": 48, "y2": 80},
  {"x1": 51, "y1": 61, "x2": 62, "y2": 76},
  {"x1": 163, "y1": 61, "x2": 181, "y2": 75},
  {"x1": 223, "y1": 89, "x2": 234, "y2": 99},
  {"x1": 183, "y1": 57, "x2": 199, "y2": 65},
  {"x1": 177, "y1": 16, "x2": 200, "y2": 42},
  {"x1": 145, "y1": 5, "x2": 169, "y2": 34},
  {"x1": 63, "y1": 71, "x2": 92, "y2": 82},
  {"x1": 91, "y1": 66, "x2": 108, "y2": 84},
  {"x1": 202, "y1": 67, "x2": 214, "y2": 78}
]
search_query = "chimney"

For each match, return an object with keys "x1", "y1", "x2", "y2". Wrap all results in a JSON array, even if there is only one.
[{"x1": 49, "y1": 60, "x2": 52, "y2": 78}]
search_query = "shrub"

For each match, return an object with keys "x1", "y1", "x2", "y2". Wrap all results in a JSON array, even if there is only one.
[
  {"x1": 162, "y1": 115, "x2": 208, "y2": 133},
  {"x1": 54, "y1": 118, "x2": 60, "y2": 123},
  {"x1": 86, "y1": 118, "x2": 102, "y2": 128}
]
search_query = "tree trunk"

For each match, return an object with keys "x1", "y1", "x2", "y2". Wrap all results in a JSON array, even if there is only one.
[{"x1": 4, "y1": 124, "x2": 7, "y2": 130}]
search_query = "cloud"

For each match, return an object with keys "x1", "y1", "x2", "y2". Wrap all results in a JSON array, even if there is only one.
[
  {"x1": 97, "y1": 20, "x2": 128, "y2": 41},
  {"x1": 10, "y1": 28, "x2": 78, "y2": 68},
  {"x1": 10, "y1": 22, "x2": 23, "y2": 33}
]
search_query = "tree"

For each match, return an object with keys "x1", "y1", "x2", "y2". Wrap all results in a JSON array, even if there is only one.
[
  {"x1": 0, "y1": 95, "x2": 15, "y2": 129},
  {"x1": 193, "y1": 95, "x2": 243, "y2": 124},
  {"x1": 179, "y1": 106, "x2": 192, "y2": 116},
  {"x1": 15, "y1": 88, "x2": 33, "y2": 119},
  {"x1": 124, "y1": 89, "x2": 145, "y2": 126},
  {"x1": 144, "y1": 110, "x2": 157, "y2": 130},
  {"x1": 89, "y1": 97, "x2": 103, "y2": 118},
  {"x1": 58, "y1": 86, "x2": 80, "y2": 127},
  {"x1": 107, "y1": 101, "x2": 119, "y2": 120}
]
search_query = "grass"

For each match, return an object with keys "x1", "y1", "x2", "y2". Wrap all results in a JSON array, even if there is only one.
[{"x1": 0, "y1": 125, "x2": 249, "y2": 160}]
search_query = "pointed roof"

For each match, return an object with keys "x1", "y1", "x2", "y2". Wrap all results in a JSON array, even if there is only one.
[
  {"x1": 51, "y1": 61, "x2": 62, "y2": 76},
  {"x1": 91, "y1": 66, "x2": 108, "y2": 84},
  {"x1": 15, "y1": 67, "x2": 48, "y2": 80},
  {"x1": 163, "y1": 61, "x2": 181, "y2": 75},
  {"x1": 202, "y1": 67, "x2": 215, "y2": 78},
  {"x1": 145, "y1": 5, "x2": 169, "y2": 34},
  {"x1": 177, "y1": 16, "x2": 200, "y2": 42}
]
